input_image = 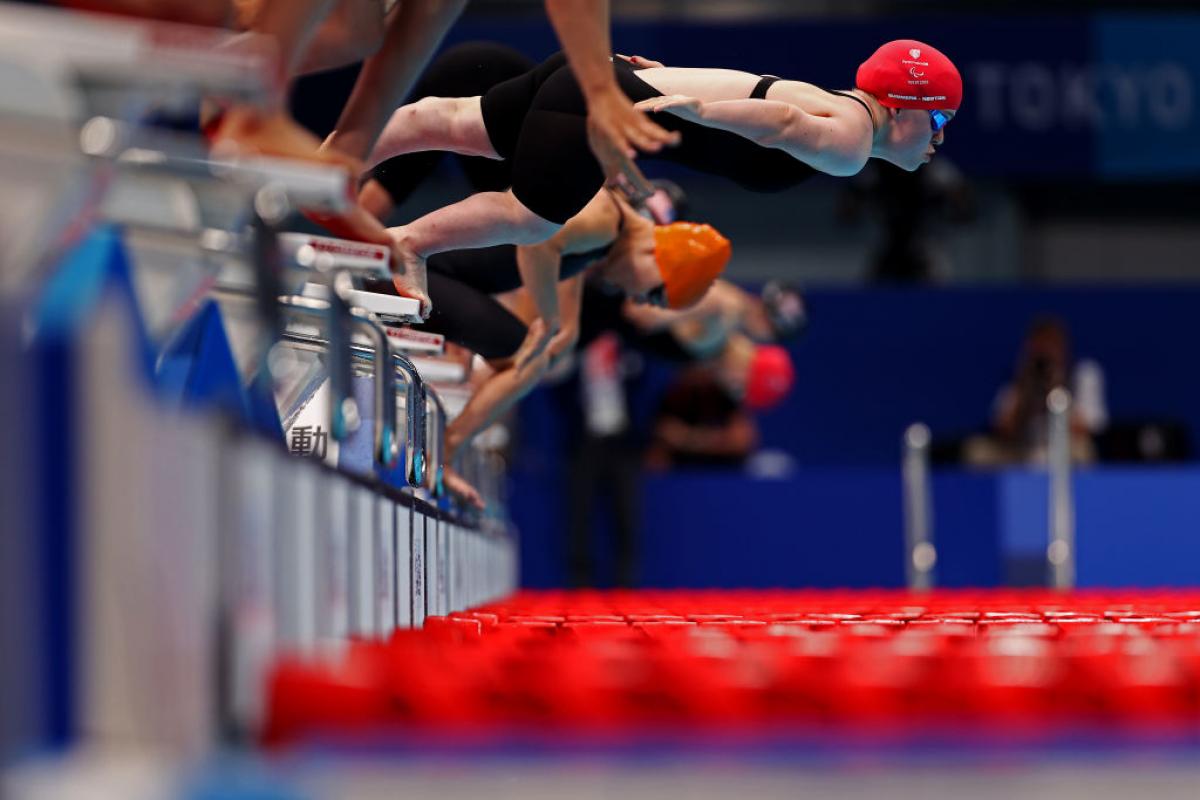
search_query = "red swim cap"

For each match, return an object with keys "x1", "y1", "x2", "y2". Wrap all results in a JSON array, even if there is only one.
[
  {"x1": 856, "y1": 39, "x2": 962, "y2": 111},
  {"x1": 744, "y1": 345, "x2": 795, "y2": 411}
]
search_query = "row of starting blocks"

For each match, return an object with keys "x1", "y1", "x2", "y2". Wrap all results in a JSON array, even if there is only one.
[{"x1": 0, "y1": 2, "x2": 516, "y2": 755}]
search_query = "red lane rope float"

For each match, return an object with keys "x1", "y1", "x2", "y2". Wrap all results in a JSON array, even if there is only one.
[{"x1": 263, "y1": 590, "x2": 1200, "y2": 744}]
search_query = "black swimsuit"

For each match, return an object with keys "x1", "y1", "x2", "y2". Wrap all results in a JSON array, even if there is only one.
[{"x1": 479, "y1": 54, "x2": 822, "y2": 224}]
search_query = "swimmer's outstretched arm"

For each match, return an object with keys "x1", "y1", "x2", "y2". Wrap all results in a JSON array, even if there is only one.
[
  {"x1": 615, "y1": 54, "x2": 666, "y2": 70},
  {"x1": 514, "y1": 190, "x2": 621, "y2": 366},
  {"x1": 549, "y1": 275, "x2": 584, "y2": 370},
  {"x1": 636, "y1": 95, "x2": 868, "y2": 177},
  {"x1": 623, "y1": 279, "x2": 744, "y2": 334},
  {"x1": 443, "y1": 271, "x2": 587, "y2": 502},
  {"x1": 442, "y1": 320, "x2": 553, "y2": 508}
]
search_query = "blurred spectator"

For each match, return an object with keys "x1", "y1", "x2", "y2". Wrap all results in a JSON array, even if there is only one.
[
  {"x1": 838, "y1": 158, "x2": 975, "y2": 283},
  {"x1": 564, "y1": 333, "x2": 641, "y2": 588},
  {"x1": 965, "y1": 316, "x2": 1107, "y2": 467},
  {"x1": 645, "y1": 362, "x2": 758, "y2": 470},
  {"x1": 646, "y1": 336, "x2": 793, "y2": 470}
]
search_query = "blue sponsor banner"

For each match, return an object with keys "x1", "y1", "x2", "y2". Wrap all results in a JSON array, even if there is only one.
[{"x1": 1093, "y1": 15, "x2": 1200, "y2": 178}]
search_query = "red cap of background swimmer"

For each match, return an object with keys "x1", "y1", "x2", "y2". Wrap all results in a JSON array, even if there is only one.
[
  {"x1": 856, "y1": 39, "x2": 962, "y2": 111},
  {"x1": 744, "y1": 345, "x2": 795, "y2": 411}
]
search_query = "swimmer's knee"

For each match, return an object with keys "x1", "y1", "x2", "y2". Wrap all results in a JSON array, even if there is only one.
[
  {"x1": 525, "y1": 211, "x2": 563, "y2": 241},
  {"x1": 504, "y1": 191, "x2": 563, "y2": 242}
]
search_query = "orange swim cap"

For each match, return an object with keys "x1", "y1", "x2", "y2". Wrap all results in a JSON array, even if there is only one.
[{"x1": 654, "y1": 222, "x2": 731, "y2": 309}]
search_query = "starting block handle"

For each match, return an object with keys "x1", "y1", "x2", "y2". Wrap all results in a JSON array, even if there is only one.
[
  {"x1": 389, "y1": 352, "x2": 428, "y2": 489},
  {"x1": 424, "y1": 386, "x2": 446, "y2": 499},
  {"x1": 277, "y1": 295, "x2": 405, "y2": 473}
]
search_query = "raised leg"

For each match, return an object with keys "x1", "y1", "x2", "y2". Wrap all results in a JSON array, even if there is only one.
[
  {"x1": 386, "y1": 190, "x2": 561, "y2": 306},
  {"x1": 367, "y1": 96, "x2": 498, "y2": 170}
]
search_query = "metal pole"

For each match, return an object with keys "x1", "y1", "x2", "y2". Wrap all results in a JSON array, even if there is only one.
[
  {"x1": 902, "y1": 422, "x2": 936, "y2": 592},
  {"x1": 1047, "y1": 387, "x2": 1076, "y2": 590}
]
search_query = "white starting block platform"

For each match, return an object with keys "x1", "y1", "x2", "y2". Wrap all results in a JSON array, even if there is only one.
[{"x1": 299, "y1": 279, "x2": 423, "y2": 325}]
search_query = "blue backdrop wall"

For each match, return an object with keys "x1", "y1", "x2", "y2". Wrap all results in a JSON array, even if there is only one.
[
  {"x1": 513, "y1": 286, "x2": 1200, "y2": 468},
  {"x1": 510, "y1": 465, "x2": 1200, "y2": 590},
  {"x1": 753, "y1": 285, "x2": 1200, "y2": 465},
  {"x1": 509, "y1": 287, "x2": 1200, "y2": 589}
]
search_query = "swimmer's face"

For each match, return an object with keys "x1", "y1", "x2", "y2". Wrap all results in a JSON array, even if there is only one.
[
  {"x1": 888, "y1": 108, "x2": 954, "y2": 171},
  {"x1": 599, "y1": 225, "x2": 668, "y2": 306}
]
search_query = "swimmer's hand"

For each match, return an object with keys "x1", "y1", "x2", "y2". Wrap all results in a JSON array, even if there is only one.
[
  {"x1": 615, "y1": 54, "x2": 666, "y2": 70},
  {"x1": 443, "y1": 465, "x2": 484, "y2": 511},
  {"x1": 514, "y1": 318, "x2": 553, "y2": 372},
  {"x1": 635, "y1": 94, "x2": 703, "y2": 122},
  {"x1": 586, "y1": 86, "x2": 681, "y2": 181},
  {"x1": 545, "y1": 321, "x2": 580, "y2": 373},
  {"x1": 513, "y1": 316, "x2": 576, "y2": 378}
]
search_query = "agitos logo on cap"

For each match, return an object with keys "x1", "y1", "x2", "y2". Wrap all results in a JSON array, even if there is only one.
[{"x1": 856, "y1": 39, "x2": 962, "y2": 111}]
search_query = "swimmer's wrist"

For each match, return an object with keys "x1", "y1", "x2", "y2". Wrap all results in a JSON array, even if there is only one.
[{"x1": 582, "y1": 80, "x2": 625, "y2": 104}]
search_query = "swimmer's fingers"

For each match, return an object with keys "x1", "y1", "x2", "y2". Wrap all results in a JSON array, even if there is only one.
[
  {"x1": 616, "y1": 53, "x2": 666, "y2": 70},
  {"x1": 634, "y1": 94, "x2": 702, "y2": 119},
  {"x1": 513, "y1": 318, "x2": 551, "y2": 372},
  {"x1": 588, "y1": 89, "x2": 680, "y2": 164}
]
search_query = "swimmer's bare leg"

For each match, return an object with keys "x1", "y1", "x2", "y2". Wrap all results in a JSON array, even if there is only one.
[
  {"x1": 389, "y1": 190, "x2": 561, "y2": 268},
  {"x1": 367, "y1": 96, "x2": 497, "y2": 169}
]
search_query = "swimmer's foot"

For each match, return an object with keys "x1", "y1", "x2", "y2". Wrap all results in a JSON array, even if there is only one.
[
  {"x1": 300, "y1": 206, "x2": 430, "y2": 318},
  {"x1": 210, "y1": 106, "x2": 363, "y2": 175},
  {"x1": 387, "y1": 231, "x2": 431, "y2": 319}
]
